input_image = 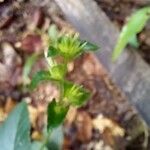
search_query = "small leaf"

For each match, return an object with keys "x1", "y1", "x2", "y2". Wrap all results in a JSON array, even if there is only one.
[
  {"x1": 30, "y1": 70, "x2": 51, "y2": 90},
  {"x1": 57, "y1": 35, "x2": 83, "y2": 60},
  {"x1": 48, "y1": 46, "x2": 59, "y2": 57},
  {"x1": 21, "y1": 34, "x2": 42, "y2": 53},
  {"x1": 112, "y1": 7, "x2": 150, "y2": 61},
  {"x1": 23, "y1": 53, "x2": 39, "y2": 85},
  {"x1": 0, "y1": 102, "x2": 31, "y2": 150},
  {"x1": 48, "y1": 24, "x2": 59, "y2": 42},
  {"x1": 48, "y1": 126, "x2": 64, "y2": 150},
  {"x1": 82, "y1": 41, "x2": 99, "y2": 51},
  {"x1": 47, "y1": 100, "x2": 69, "y2": 130},
  {"x1": 63, "y1": 81, "x2": 91, "y2": 106},
  {"x1": 128, "y1": 35, "x2": 140, "y2": 48},
  {"x1": 50, "y1": 64, "x2": 67, "y2": 80}
]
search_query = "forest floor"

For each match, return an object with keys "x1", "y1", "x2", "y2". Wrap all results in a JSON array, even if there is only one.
[{"x1": 0, "y1": 0, "x2": 150, "y2": 150}]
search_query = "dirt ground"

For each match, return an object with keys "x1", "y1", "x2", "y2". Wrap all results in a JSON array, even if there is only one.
[{"x1": 0, "y1": 0, "x2": 150, "y2": 150}]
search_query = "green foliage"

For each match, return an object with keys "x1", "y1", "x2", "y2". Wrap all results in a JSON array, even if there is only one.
[
  {"x1": 48, "y1": 24, "x2": 59, "y2": 43},
  {"x1": 63, "y1": 81, "x2": 90, "y2": 106},
  {"x1": 47, "y1": 26, "x2": 99, "y2": 60},
  {"x1": 128, "y1": 35, "x2": 140, "y2": 48},
  {"x1": 0, "y1": 102, "x2": 31, "y2": 150},
  {"x1": 48, "y1": 46, "x2": 59, "y2": 57},
  {"x1": 112, "y1": 7, "x2": 150, "y2": 61},
  {"x1": 50, "y1": 64, "x2": 67, "y2": 80},
  {"x1": 57, "y1": 35, "x2": 86, "y2": 59},
  {"x1": 31, "y1": 30, "x2": 98, "y2": 149},
  {"x1": 81, "y1": 41, "x2": 99, "y2": 52},
  {"x1": 47, "y1": 100, "x2": 69, "y2": 130},
  {"x1": 32, "y1": 142, "x2": 47, "y2": 150},
  {"x1": 30, "y1": 31, "x2": 98, "y2": 137},
  {"x1": 0, "y1": 25, "x2": 99, "y2": 150},
  {"x1": 47, "y1": 126, "x2": 64, "y2": 150},
  {"x1": 23, "y1": 53, "x2": 39, "y2": 85},
  {"x1": 30, "y1": 70, "x2": 52, "y2": 90}
]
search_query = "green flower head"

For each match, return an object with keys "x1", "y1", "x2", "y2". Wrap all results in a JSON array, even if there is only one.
[
  {"x1": 57, "y1": 34, "x2": 86, "y2": 60},
  {"x1": 47, "y1": 32, "x2": 99, "y2": 60},
  {"x1": 63, "y1": 81, "x2": 90, "y2": 106}
]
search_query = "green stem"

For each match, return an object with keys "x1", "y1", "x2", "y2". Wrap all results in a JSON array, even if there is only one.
[
  {"x1": 40, "y1": 129, "x2": 53, "y2": 150},
  {"x1": 59, "y1": 81, "x2": 64, "y2": 101}
]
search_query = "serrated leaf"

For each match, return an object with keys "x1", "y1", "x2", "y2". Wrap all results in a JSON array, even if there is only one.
[
  {"x1": 0, "y1": 102, "x2": 31, "y2": 150},
  {"x1": 50, "y1": 64, "x2": 67, "y2": 80},
  {"x1": 63, "y1": 81, "x2": 90, "y2": 106},
  {"x1": 47, "y1": 100, "x2": 69, "y2": 130},
  {"x1": 82, "y1": 41, "x2": 99, "y2": 51},
  {"x1": 23, "y1": 53, "x2": 39, "y2": 85},
  {"x1": 30, "y1": 70, "x2": 51, "y2": 90},
  {"x1": 57, "y1": 35, "x2": 83, "y2": 60},
  {"x1": 48, "y1": 46, "x2": 59, "y2": 57},
  {"x1": 112, "y1": 7, "x2": 150, "y2": 61}
]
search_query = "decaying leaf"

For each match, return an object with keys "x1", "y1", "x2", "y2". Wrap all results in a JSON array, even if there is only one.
[
  {"x1": 28, "y1": 105, "x2": 39, "y2": 129},
  {"x1": 93, "y1": 114, "x2": 125, "y2": 137},
  {"x1": 21, "y1": 34, "x2": 42, "y2": 53},
  {"x1": 31, "y1": 131, "x2": 43, "y2": 141},
  {"x1": 65, "y1": 107, "x2": 77, "y2": 125},
  {"x1": 4, "y1": 97, "x2": 17, "y2": 114},
  {"x1": 0, "y1": 108, "x2": 6, "y2": 123},
  {"x1": 76, "y1": 111, "x2": 93, "y2": 142}
]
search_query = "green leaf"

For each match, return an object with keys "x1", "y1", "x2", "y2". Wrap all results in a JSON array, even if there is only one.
[
  {"x1": 47, "y1": 100, "x2": 69, "y2": 130},
  {"x1": 23, "y1": 53, "x2": 39, "y2": 85},
  {"x1": 112, "y1": 7, "x2": 150, "y2": 61},
  {"x1": 128, "y1": 35, "x2": 140, "y2": 48},
  {"x1": 48, "y1": 24, "x2": 59, "y2": 42},
  {"x1": 57, "y1": 35, "x2": 83, "y2": 60},
  {"x1": 82, "y1": 41, "x2": 99, "y2": 51},
  {"x1": 63, "y1": 81, "x2": 91, "y2": 106},
  {"x1": 30, "y1": 70, "x2": 51, "y2": 90},
  {"x1": 48, "y1": 46, "x2": 59, "y2": 57},
  {"x1": 48, "y1": 126, "x2": 64, "y2": 150},
  {"x1": 32, "y1": 142, "x2": 48, "y2": 150},
  {"x1": 0, "y1": 102, "x2": 31, "y2": 150},
  {"x1": 50, "y1": 64, "x2": 67, "y2": 80}
]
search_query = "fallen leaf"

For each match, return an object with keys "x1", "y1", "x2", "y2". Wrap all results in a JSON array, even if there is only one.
[
  {"x1": 0, "y1": 108, "x2": 6, "y2": 123},
  {"x1": 65, "y1": 107, "x2": 77, "y2": 125},
  {"x1": 28, "y1": 105, "x2": 38, "y2": 128},
  {"x1": 93, "y1": 114, "x2": 125, "y2": 137},
  {"x1": 4, "y1": 97, "x2": 17, "y2": 114},
  {"x1": 31, "y1": 131, "x2": 43, "y2": 141},
  {"x1": 21, "y1": 34, "x2": 42, "y2": 53},
  {"x1": 76, "y1": 111, "x2": 93, "y2": 142}
]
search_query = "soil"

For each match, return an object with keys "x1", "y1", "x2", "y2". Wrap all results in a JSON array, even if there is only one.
[{"x1": 0, "y1": 0, "x2": 150, "y2": 150}]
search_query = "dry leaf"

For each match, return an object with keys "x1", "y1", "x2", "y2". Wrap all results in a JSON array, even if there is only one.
[
  {"x1": 66, "y1": 107, "x2": 77, "y2": 125},
  {"x1": 0, "y1": 108, "x2": 6, "y2": 123},
  {"x1": 93, "y1": 114, "x2": 125, "y2": 137},
  {"x1": 31, "y1": 131, "x2": 43, "y2": 141},
  {"x1": 28, "y1": 105, "x2": 38, "y2": 128},
  {"x1": 4, "y1": 97, "x2": 17, "y2": 114},
  {"x1": 76, "y1": 111, "x2": 93, "y2": 142}
]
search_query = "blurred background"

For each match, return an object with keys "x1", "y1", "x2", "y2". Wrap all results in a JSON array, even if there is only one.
[{"x1": 0, "y1": 0, "x2": 150, "y2": 150}]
